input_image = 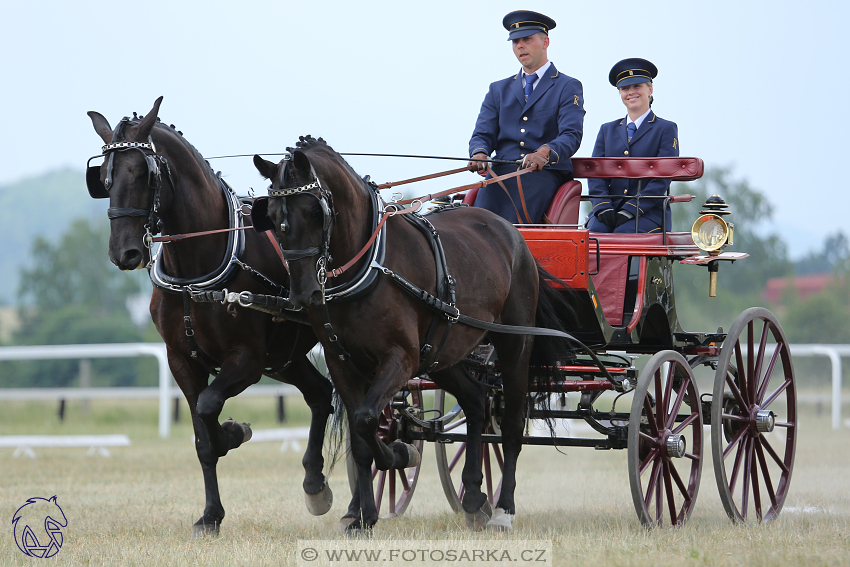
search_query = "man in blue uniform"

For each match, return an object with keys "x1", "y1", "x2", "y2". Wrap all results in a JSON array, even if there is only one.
[
  {"x1": 467, "y1": 10, "x2": 584, "y2": 224},
  {"x1": 587, "y1": 58, "x2": 679, "y2": 233}
]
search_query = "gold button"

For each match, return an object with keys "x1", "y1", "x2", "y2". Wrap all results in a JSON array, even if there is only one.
[
  {"x1": 521, "y1": 128, "x2": 525, "y2": 133},
  {"x1": 624, "y1": 150, "x2": 629, "y2": 155},
  {"x1": 520, "y1": 141, "x2": 525, "y2": 147},
  {"x1": 520, "y1": 153, "x2": 525, "y2": 157},
  {"x1": 624, "y1": 190, "x2": 628, "y2": 193},
  {"x1": 523, "y1": 116, "x2": 528, "y2": 121}
]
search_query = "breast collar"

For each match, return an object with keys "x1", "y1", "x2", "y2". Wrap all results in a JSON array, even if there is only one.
[
  {"x1": 322, "y1": 183, "x2": 387, "y2": 303},
  {"x1": 149, "y1": 176, "x2": 247, "y2": 293}
]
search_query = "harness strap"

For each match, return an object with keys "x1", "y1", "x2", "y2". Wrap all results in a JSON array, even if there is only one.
[
  {"x1": 181, "y1": 290, "x2": 220, "y2": 377},
  {"x1": 485, "y1": 165, "x2": 528, "y2": 224},
  {"x1": 395, "y1": 167, "x2": 535, "y2": 206},
  {"x1": 108, "y1": 208, "x2": 149, "y2": 219},
  {"x1": 377, "y1": 166, "x2": 470, "y2": 190},
  {"x1": 372, "y1": 261, "x2": 627, "y2": 391}
]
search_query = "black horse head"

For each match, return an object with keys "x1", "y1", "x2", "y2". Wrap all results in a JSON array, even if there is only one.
[
  {"x1": 87, "y1": 96, "x2": 165, "y2": 270},
  {"x1": 253, "y1": 138, "x2": 343, "y2": 309}
]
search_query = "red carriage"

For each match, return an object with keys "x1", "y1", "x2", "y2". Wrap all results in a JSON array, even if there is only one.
[{"x1": 359, "y1": 156, "x2": 797, "y2": 527}]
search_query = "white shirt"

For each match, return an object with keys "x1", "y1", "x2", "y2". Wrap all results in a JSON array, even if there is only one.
[
  {"x1": 522, "y1": 61, "x2": 552, "y2": 91},
  {"x1": 627, "y1": 107, "x2": 652, "y2": 131}
]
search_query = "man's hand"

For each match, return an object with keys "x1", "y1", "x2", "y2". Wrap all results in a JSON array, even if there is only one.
[
  {"x1": 521, "y1": 147, "x2": 551, "y2": 171},
  {"x1": 596, "y1": 208, "x2": 616, "y2": 229},
  {"x1": 468, "y1": 152, "x2": 489, "y2": 172}
]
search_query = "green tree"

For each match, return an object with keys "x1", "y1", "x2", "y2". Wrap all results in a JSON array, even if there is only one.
[{"x1": 4, "y1": 218, "x2": 155, "y2": 387}]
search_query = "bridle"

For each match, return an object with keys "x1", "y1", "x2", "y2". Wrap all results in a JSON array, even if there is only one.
[
  {"x1": 85, "y1": 117, "x2": 172, "y2": 251},
  {"x1": 267, "y1": 154, "x2": 336, "y2": 295}
]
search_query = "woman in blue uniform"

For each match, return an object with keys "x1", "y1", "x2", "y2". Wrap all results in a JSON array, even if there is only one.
[{"x1": 586, "y1": 58, "x2": 679, "y2": 233}]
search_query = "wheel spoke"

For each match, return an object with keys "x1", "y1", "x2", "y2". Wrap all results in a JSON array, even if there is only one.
[
  {"x1": 728, "y1": 433, "x2": 747, "y2": 493},
  {"x1": 388, "y1": 470, "x2": 397, "y2": 515},
  {"x1": 639, "y1": 431, "x2": 661, "y2": 447},
  {"x1": 672, "y1": 412, "x2": 699, "y2": 435},
  {"x1": 375, "y1": 471, "x2": 386, "y2": 513},
  {"x1": 760, "y1": 435, "x2": 790, "y2": 474},
  {"x1": 757, "y1": 343, "x2": 783, "y2": 404},
  {"x1": 725, "y1": 371, "x2": 749, "y2": 412},
  {"x1": 750, "y1": 444, "x2": 763, "y2": 521},
  {"x1": 752, "y1": 320, "x2": 770, "y2": 398},
  {"x1": 666, "y1": 378, "x2": 689, "y2": 430},
  {"x1": 762, "y1": 379, "x2": 791, "y2": 409},
  {"x1": 654, "y1": 369, "x2": 666, "y2": 430},
  {"x1": 448, "y1": 442, "x2": 466, "y2": 472},
  {"x1": 655, "y1": 462, "x2": 664, "y2": 525},
  {"x1": 640, "y1": 448, "x2": 660, "y2": 475},
  {"x1": 643, "y1": 396, "x2": 660, "y2": 436},
  {"x1": 371, "y1": 464, "x2": 379, "y2": 481},
  {"x1": 721, "y1": 413, "x2": 749, "y2": 422},
  {"x1": 660, "y1": 367, "x2": 674, "y2": 429},
  {"x1": 734, "y1": 340, "x2": 749, "y2": 405},
  {"x1": 399, "y1": 468, "x2": 411, "y2": 492},
  {"x1": 747, "y1": 322, "x2": 755, "y2": 404},
  {"x1": 663, "y1": 461, "x2": 678, "y2": 525},
  {"x1": 644, "y1": 456, "x2": 662, "y2": 508},
  {"x1": 669, "y1": 460, "x2": 691, "y2": 502},
  {"x1": 755, "y1": 438, "x2": 778, "y2": 509},
  {"x1": 740, "y1": 437, "x2": 754, "y2": 520},
  {"x1": 723, "y1": 424, "x2": 748, "y2": 459}
]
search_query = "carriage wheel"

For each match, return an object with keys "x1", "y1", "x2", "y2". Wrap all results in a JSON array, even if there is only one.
[
  {"x1": 434, "y1": 389, "x2": 504, "y2": 513},
  {"x1": 628, "y1": 350, "x2": 703, "y2": 527},
  {"x1": 345, "y1": 390, "x2": 424, "y2": 518},
  {"x1": 712, "y1": 308, "x2": 797, "y2": 523}
]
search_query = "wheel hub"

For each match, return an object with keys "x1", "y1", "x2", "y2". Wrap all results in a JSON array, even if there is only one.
[
  {"x1": 754, "y1": 409, "x2": 775, "y2": 433},
  {"x1": 665, "y1": 433, "x2": 686, "y2": 458}
]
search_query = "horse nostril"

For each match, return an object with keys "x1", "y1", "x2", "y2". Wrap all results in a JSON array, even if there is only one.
[{"x1": 120, "y1": 250, "x2": 144, "y2": 270}]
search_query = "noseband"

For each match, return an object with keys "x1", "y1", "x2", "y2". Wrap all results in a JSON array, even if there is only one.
[{"x1": 269, "y1": 157, "x2": 336, "y2": 291}]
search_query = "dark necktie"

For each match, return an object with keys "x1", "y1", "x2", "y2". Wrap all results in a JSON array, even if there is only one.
[
  {"x1": 524, "y1": 73, "x2": 537, "y2": 101},
  {"x1": 627, "y1": 122, "x2": 636, "y2": 143}
]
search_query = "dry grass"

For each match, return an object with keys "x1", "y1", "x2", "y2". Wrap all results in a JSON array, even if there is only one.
[{"x1": 1, "y1": 396, "x2": 848, "y2": 566}]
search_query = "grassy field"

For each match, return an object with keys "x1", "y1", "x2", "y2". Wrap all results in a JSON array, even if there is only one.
[{"x1": 1, "y1": 393, "x2": 848, "y2": 566}]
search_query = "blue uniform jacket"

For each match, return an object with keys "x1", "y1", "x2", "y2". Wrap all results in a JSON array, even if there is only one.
[
  {"x1": 588, "y1": 111, "x2": 679, "y2": 229},
  {"x1": 469, "y1": 64, "x2": 584, "y2": 175}
]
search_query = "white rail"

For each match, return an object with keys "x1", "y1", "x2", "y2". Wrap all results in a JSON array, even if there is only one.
[{"x1": 0, "y1": 343, "x2": 846, "y2": 436}]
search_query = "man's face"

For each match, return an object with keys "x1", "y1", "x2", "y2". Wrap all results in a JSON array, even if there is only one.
[{"x1": 512, "y1": 33, "x2": 549, "y2": 73}]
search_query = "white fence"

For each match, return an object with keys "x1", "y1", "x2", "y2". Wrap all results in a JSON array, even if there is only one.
[{"x1": 0, "y1": 343, "x2": 848, "y2": 436}]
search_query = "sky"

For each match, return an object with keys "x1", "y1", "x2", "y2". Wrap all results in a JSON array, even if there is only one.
[{"x1": 2, "y1": 0, "x2": 846, "y2": 259}]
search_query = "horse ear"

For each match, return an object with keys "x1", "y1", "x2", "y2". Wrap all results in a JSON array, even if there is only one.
[
  {"x1": 136, "y1": 96, "x2": 164, "y2": 139},
  {"x1": 253, "y1": 155, "x2": 278, "y2": 179},
  {"x1": 88, "y1": 111, "x2": 113, "y2": 144},
  {"x1": 292, "y1": 150, "x2": 312, "y2": 180}
]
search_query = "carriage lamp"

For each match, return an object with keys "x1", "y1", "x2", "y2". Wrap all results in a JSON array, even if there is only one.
[{"x1": 691, "y1": 195, "x2": 735, "y2": 297}]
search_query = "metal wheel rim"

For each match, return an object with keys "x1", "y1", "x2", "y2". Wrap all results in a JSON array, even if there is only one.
[
  {"x1": 345, "y1": 389, "x2": 424, "y2": 518},
  {"x1": 711, "y1": 307, "x2": 797, "y2": 523},
  {"x1": 628, "y1": 350, "x2": 703, "y2": 527},
  {"x1": 433, "y1": 389, "x2": 503, "y2": 513}
]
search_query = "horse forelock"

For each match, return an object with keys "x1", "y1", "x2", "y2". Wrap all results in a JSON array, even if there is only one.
[{"x1": 290, "y1": 136, "x2": 370, "y2": 202}]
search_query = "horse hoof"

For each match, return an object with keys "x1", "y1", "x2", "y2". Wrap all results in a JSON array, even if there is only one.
[
  {"x1": 337, "y1": 515, "x2": 358, "y2": 532},
  {"x1": 305, "y1": 477, "x2": 333, "y2": 516},
  {"x1": 486, "y1": 507, "x2": 515, "y2": 532},
  {"x1": 222, "y1": 417, "x2": 252, "y2": 444},
  {"x1": 390, "y1": 440, "x2": 420, "y2": 468},
  {"x1": 464, "y1": 500, "x2": 492, "y2": 532},
  {"x1": 191, "y1": 521, "x2": 220, "y2": 538}
]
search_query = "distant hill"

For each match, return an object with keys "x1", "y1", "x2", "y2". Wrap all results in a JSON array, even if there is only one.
[{"x1": 0, "y1": 169, "x2": 107, "y2": 305}]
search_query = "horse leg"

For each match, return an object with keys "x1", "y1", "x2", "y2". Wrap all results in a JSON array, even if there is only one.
[
  {"x1": 430, "y1": 366, "x2": 491, "y2": 530},
  {"x1": 486, "y1": 335, "x2": 534, "y2": 531},
  {"x1": 273, "y1": 355, "x2": 336, "y2": 516},
  {"x1": 340, "y1": 409, "x2": 378, "y2": 533},
  {"x1": 168, "y1": 349, "x2": 228, "y2": 537},
  {"x1": 352, "y1": 349, "x2": 420, "y2": 472},
  {"x1": 195, "y1": 351, "x2": 262, "y2": 459}
]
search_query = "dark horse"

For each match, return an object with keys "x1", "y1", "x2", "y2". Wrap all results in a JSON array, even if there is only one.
[
  {"x1": 253, "y1": 136, "x2": 568, "y2": 532},
  {"x1": 87, "y1": 98, "x2": 339, "y2": 537}
]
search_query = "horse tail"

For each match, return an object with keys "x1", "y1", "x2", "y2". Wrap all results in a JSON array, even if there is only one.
[
  {"x1": 324, "y1": 385, "x2": 347, "y2": 472},
  {"x1": 528, "y1": 262, "x2": 582, "y2": 436}
]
